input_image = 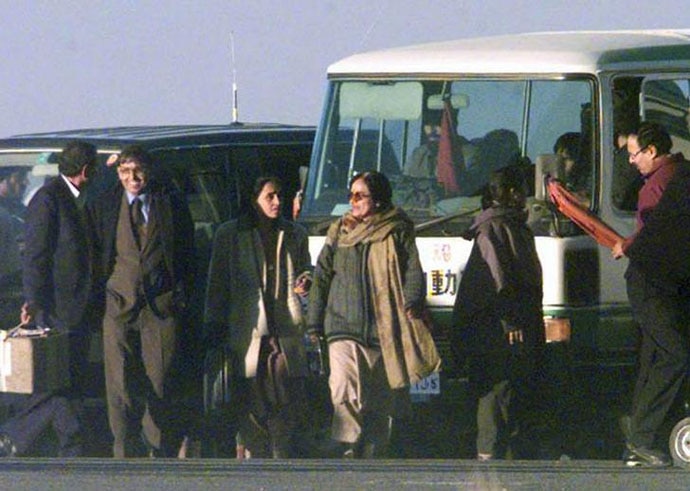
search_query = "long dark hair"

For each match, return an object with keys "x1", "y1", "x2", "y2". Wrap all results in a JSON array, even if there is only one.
[{"x1": 241, "y1": 176, "x2": 282, "y2": 222}]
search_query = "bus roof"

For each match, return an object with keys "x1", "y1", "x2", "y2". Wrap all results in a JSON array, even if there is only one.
[{"x1": 328, "y1": 30, "x2": 690, "y2": 76}]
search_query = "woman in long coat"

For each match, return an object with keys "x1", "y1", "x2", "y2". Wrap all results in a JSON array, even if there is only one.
[
  {"x1": 204, "y1": 176, "x2": 311, "y2": 458},
  {"x1": 307, "y1": 170, "x2": 440, "y2": 458}
]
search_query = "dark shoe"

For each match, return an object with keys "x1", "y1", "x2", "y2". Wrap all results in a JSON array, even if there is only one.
[
  {"x1": 624, "y1": 444, "x2": 672, "y2": 467},
  {"x1": 140, "y1": 431, "x2": 163, "y2": 458},
  {"x1": 342, "y1": 442, "x2": 357, "y2": 459},
  {"x1": 0, "y1": 434, "x2": 17, "y2": 458}
]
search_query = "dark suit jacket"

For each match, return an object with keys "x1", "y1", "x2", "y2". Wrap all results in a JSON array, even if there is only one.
[
  {"x1": 87, "y1": 180, "x2": 195, "y2": 320},
  {"x1": 22, "y1": 176, "x2": 92, "y2": 331}
]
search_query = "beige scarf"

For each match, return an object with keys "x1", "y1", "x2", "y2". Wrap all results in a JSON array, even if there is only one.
[{"x1": 329, "y1": 207, "x2": 441, "y2": 389}]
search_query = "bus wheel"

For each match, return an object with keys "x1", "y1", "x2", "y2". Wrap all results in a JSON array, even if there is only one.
[{"x1": 669, "y1": 417, "x2": 690, "y2": 468}]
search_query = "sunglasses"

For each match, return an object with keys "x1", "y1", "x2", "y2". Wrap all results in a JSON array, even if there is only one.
[{"x1": 348, "y1": 191, "x2": 372, "y2": 202}]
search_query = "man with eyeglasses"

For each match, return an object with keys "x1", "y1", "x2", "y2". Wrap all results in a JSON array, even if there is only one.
[
  {"x1": 88, "y1": 145, "x2": 195, "y2": 458},
  {"x1": 612, "y1": 122, "x2": 690, "y2": 467}
]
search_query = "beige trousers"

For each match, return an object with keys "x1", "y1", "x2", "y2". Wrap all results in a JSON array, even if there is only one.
[{"x1": 328, "y1": 340, "x2": 395, "y2": 445}]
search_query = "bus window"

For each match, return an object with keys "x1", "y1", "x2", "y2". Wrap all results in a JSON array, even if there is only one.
[
  {"x1": 304, "y1": 77, "x2": 595, "y2": 237},
  {"x1": 611, "y1": 77, "x2": 643, "y2": 212},
  {"x1": 642, "y1": 77, "x2": 690, "y2": 156},
  {"x1": 612, "y1": 76, "x2": 690, "y2": 212}
]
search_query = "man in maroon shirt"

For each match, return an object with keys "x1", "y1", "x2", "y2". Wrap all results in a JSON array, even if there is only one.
[{"x1": 613, "y1": 122, "x2": 688, "y2": 467}]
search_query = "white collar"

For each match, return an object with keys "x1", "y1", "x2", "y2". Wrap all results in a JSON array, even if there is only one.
[{"x1": 60, "y1": 174, "x2": 80, "y2": 198}]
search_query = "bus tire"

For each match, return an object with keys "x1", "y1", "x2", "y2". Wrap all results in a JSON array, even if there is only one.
[{"x1": 669, "y1": 417, "x2": 690, "y2": 468}]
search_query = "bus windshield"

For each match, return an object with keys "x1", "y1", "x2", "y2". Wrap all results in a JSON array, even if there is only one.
[{"x1": 302, "y1": 77, "x2": 595, "y2": 234}]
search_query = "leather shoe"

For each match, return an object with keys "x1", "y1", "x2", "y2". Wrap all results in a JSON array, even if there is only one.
[
  {"x1": 0, "y1": 434, "x2": 17, "y2": 458},
  {"x1": 624, "y1": 444, "x2": 671, "y2": 467}
]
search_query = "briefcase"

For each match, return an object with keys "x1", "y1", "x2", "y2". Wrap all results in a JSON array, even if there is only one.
[{"x1": 0, "y1": 329, "x2": 70, "y2": 394}]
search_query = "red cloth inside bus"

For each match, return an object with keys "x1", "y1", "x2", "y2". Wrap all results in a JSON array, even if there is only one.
[{"x1": 436, "y1": 99, "x2": 460, "y2": 194}]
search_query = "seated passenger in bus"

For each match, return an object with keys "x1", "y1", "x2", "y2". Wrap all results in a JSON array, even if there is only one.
[
  {"x1": 404, "y1": 122, "x2": 441, "y2": 179},
  {"x1": 458, "y1": 129, "x2": 522, "y2": 197},
  {"x1": 401, "y1": 116, "x2": 463, "y2": 209},
  {"x1": 553, "y1": 132, "x2": 591, "y2": 206}
]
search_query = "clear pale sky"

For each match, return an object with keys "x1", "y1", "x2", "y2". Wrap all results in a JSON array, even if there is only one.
[{"x1": 1, "y1": 0, "x2": 689, "y2": 137}]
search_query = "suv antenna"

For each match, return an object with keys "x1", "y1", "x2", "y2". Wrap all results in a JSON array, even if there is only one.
[
  {"x1": 230, "y1": 31, "x2": 239, "y2": 123},
  {"x1": 358, "y1": 1, "x2": 387, "y2": 50}
]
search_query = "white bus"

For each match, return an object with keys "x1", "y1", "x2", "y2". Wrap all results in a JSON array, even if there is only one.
[{"x1": 298, "y1": 30, "x2": 690, "y2": 390}]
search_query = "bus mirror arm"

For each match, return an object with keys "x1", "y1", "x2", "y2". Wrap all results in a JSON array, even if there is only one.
[
  {"x1": 543, "y1": 174, "x2": 565, "y2": 237},
  {"x1": 414, "y1": 208, "x2": 481, "y2": 233}
]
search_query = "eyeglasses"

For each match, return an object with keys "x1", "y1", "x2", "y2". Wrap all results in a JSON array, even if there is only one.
[
  {"x1": 117, "y1": 166, "x2": 146, "y2": 179},
  {"x1": 629, "y1": 146, "x2": 648, "y2": 159},
  {"x1": 348, "y1": 191, "x2": 372, "y2": 202}
]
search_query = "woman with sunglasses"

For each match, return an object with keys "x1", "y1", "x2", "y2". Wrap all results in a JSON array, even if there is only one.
[{"x1": 307, "y1": 170, "x2": 440, "y2": 458}]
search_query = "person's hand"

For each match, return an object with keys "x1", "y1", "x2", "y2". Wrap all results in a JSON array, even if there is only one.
[
  {"x1": 507, "y1": 329, "x2": 524, "y2": 345},
  {"x1": 611, "y1": 240, "x2": 625, "y2": 260},
  {"x1": 20, "y1": 302, "x2": 35, "y2": 326},
  {"x1": 292, "y1": 190, "x2": 304, "y2": 220},
  {"x1": 294, "y1": 271, "x2": 312, "y2": 297},
  {"x1": 405, "y1": 306, "x2": 422, "y2": 321}
]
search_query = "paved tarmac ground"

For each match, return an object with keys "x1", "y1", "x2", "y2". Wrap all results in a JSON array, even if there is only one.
[
  {"x1": 0, "y1": 458, "x2": 689, "y2": 490},
  {"x1": 3, "y1": 355, "x2": 690, "y2": 489},
  {"x1": 9, "y1": 358, "x2": 661, "y2": 461}
]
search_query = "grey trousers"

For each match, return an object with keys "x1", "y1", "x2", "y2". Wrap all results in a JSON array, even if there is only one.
[{"x1": 103, "y1": 302, "x2": 178, "y2": 458}]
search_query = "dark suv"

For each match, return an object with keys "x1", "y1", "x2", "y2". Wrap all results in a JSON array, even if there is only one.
[{"x1": 0, "y1": 123, "x2": 315, "y2": 398}]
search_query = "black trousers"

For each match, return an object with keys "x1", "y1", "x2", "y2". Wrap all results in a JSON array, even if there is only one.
[
  {"x1": 626, "y1": 265, "x2": 690, "y2": 448},
  {"x1": 0, "y1": 393, "x2": 82, "y2": 456}
]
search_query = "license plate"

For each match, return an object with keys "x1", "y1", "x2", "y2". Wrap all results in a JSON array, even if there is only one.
[{"x1": 409, "y1": 371, "x2": 440, "y2": 395}]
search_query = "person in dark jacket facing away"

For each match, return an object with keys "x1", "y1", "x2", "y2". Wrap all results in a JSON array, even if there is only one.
[
  {"x1": 88, "y1": 145, "x2": 195, "y2": 458},
  {"x1": 307, "y1": 170, "x2": 440, "y2": 459},
  {"x1": 452, "y1": 165, "x2": 545, "y2": 461},
  {"x1": 1, "y1": 142, "x2": 98, "y2": 458}
]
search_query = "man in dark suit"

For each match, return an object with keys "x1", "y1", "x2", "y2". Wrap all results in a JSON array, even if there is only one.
[
  {"x1": 0, "y1": 141, "x2": 98, "y2": 457},
  {"x1": 89, "y1": 145, "x2": 194, "y2": 458},
  {"x1": 0, "y1": 166, "x2": 28, "y2": 329}
]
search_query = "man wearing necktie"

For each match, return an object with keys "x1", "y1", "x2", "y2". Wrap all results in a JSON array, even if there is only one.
[
  {"x1": 88, "y1": 145, "x2": 195, "y2": 458},
  {"x1": 130, "y1": 195, "x2": 147, "y2": 249}
]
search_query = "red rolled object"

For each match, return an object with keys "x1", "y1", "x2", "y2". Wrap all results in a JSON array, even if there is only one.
[{"x1": 546, "y1": 178, "x2": 623, "y2": 249}]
